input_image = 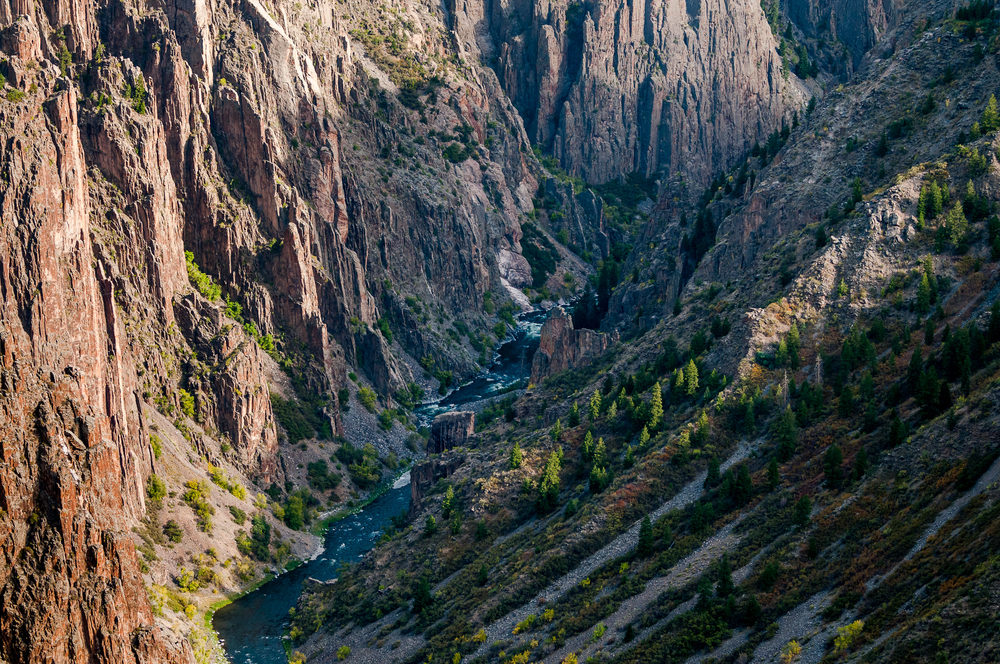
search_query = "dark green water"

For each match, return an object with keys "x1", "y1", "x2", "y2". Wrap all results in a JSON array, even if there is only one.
[{"x1": 213, "y1": 309, "x2": 545, "y2": 662}]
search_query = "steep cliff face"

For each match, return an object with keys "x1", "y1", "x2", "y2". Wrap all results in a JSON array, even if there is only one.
[
  {"x1": 530, "y1": 306, "x2": 617, "y2": 383},
  {"x1": 0, "y1": 84, "x2": 191, "y2": 663},
  {"x1": 452, "y1": 0, "x2": 806, "y2": 184}
]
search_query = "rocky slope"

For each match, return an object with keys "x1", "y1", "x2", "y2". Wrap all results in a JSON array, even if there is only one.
[{"x1": 288, "y1": 1, "x2": 1000, "y2": 663}]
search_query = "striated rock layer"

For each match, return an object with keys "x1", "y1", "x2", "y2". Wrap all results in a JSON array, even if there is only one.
[{"x1": 452, "y1": 0, "x2": 806, "y2": 184}]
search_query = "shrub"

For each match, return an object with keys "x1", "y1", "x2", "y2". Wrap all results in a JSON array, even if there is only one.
[
  {"x1": 229, "y1": 506, "x2": 247, "y2": 525},
  {"x1": 184, "y1": 251, "x2": 221, "y2": 301},
  {"x1": 337, "y1": 646, "x2": 351, "y2": 661},
  {"x1": 357, "y1": 386, "x2": 377, "y2": 412},
  {"x1": 147, "y1": 474, "x2": 167, "y2": 503},
  {"x1": 163, "y1": 520, "x2": 183, "y2": 543},
  {"x1": 150, "y1": 434, "x2": 163, "y2": 459}
]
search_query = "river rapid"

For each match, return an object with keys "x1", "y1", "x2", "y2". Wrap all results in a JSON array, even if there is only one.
[{"x1": 213, "y1": 309, "x2": 546, "y2": 662}]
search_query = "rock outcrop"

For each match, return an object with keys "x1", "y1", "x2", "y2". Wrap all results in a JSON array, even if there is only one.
[
  {"x1": 452, "y1": 0, "x2": 805, "y2": 184},
  {"x1": 531, "y1": 307, "x2": 617, "y2": 384},
  {"x1": 427, "y1": 412, "x2": 476, "y2": 454},
  {"x1": 0, "y1": 83, "x2": 191, "y2": 664},
  {"x1": 410, "y1": 455, "x2": 465, "y2": 513}
]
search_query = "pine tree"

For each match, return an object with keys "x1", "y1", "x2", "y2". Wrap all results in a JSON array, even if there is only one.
[
  {"x1": 637, "y1": 515, "x2": 654, "y2": 557},
  {"x1": 815, "y1": 224, "x2": 828, "y2": 248},
  {"x1": 787, "y1": 323, "x2": 801, "y2": 369},
  {"x1": 824, "y1": 444, "x2": 844, "y2": 488},
  {"x1": 917, "y1": 274, "x2": 931, "y2": 314},
  {"x1": 649, "y1": 381, "x2": 663, "y2": 429},
  {"x1": 442, "y1": 485, "x2": 455, "y2": 518},
  {"x1": 852, "y1": 446, "x2": 868, "y2": 481},
  {"x1": 838, "y1": 384, "x2": 854, "y2": 419},
  {"x1": 917, "y1": 185, "x2": 928, "y2": 227},
  {"x1": 624, "y1": 445, "x2": 635, "y2": 468},
  {"x1": 925, "y1": 318, "x2": 935, "y2": 345},
  {"x1": 589, "y1": 390, "x2": 602, "y2": 420},
  {"x1": 594, "y1": 438, "x2": 607, "y2": 468},
  {"x1": 716, "y1": 555, "x2": 735, "y2": 597},
  {"x1": 705, "y1": 456, "x2": 721, "y2": 488},
  {"x1": 908, "y1": 348, "x2": 923, "y2": 393},
  {"x1": 888, "y1": 411, "x2": 907, "y2": 446},
  {"x1": 929, "y1": 181, "x2": 943, "y2": 218},
  {"x1": 775, "y1": 339, "x2": 790, "y2": 367},
  {"x1": 638, "y1": 426, "x2": 650, "y2": 447},
  {"x1": 607, "y1": 401, "x2": 618, "y2": 419},
  {"x1": 696, "y1": 410, "x2": 710, "y2": 443},
  {"x1": 536, "y1": 450, "x2": 562, "y2": 513},
  {"x1": 413, "y1": 576, "x2": 434, "y2": 612},
  {"x1": 581, "y1": 431, "x2": 594, "y2": 463},
  {"x1": 946, "y1": 203, "x2": 968, "y2": 245},
  {"x1": 982, "y1": 93, "x2": 999, "y2": 133},
  {"x1": 509, "y1": 442, "x2": 523, "y2": 469},
  {"x1": 775, "y1": 406, "x2": 797, "y2": 461},
  {"x1": 876, "y1": 132, "x2": 889, "y2": 157},
  {"x1": 794, "y1": 496, "x2": 812, "y2": 526},
  {"x1": 767, "y1": 457, "x2": 780, "y2": 490},
  {"x1": 684, "y1": 359, "x2": 699, "y2": 397},
  {"x1": 568, "y1": 402, "x2": 580, "y2": 427},
  {"x1": 734, "y1": 465, "x2": 753, "y2": 506},
  {"x1": 552, "y1": 419, "x2": 562, "y2": 441}
]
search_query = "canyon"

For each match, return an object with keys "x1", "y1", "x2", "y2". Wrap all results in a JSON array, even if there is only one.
[{"x1": 3, "y1": 0, "x2": 1000, "y2": 662}]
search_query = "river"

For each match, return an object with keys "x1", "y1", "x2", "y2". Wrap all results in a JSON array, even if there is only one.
[{"x1": 213, "y1": 308, "x2": 546, "y2": 662}]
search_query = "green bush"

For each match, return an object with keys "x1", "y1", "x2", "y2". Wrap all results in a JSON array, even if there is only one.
[
  {"x1": 184, "y1": 251, "x2": 221, "y2": 301},
  {"x1": 163, "y1": 519, "x2": 183, "y2": 543},
  {"x1": 147, "y1": 474, "x2": 167, "y2": 503},
  {"x1": 357, "y1": 386, "x2": 377, "y2": 412},
  {"x1": 229, "y1": 506, "x2": 247, "y2": 525}
]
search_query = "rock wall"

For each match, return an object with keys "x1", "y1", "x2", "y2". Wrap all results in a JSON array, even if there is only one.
[
  {"x1": 427, "y1": 412, "x2": 476, "y2": 454},
  {"x1": 0, "y1": 84, "x2": 191, "y2": 663},
  {"x1": 410, "y1": 456, "x2": 465, "y2": 513},
  {"x1": 452, "y1": 0, "x2": 805, "y2": 184},
  {"x1": 531, "y1": 307, "x2": 617, "y2": 384}
]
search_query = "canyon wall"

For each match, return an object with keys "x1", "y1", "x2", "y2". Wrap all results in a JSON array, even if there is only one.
[{"x1": 451, "y1": 0, "x2": 806, "y2": 184}]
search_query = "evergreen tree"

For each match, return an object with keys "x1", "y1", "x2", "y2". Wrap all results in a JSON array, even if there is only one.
[
  {"x1": 589, "y1": 465, "x2": 610, "y2": 493},
  {"x1": 939, "y1": 381, "x2": 954, "y2": 411},
  {"x1": 741, "y1": 594, "x2": 763, "y2": 626},
  {"x1": 581, "y1": 430, "x2": 595, "y2": 463},
  {"x1": 537, "y1": 450, "x2": 562, "y2": 513},
  {"x1": 917, "y1": 185, "x2": 928, "y2": 227},
  {"x1": 552, "y1": 419, "x2": 562, "y2": 441},
  {"x1": 649, "y1": 382, "x2": 664, "y2": 429},
  {"x1": 946, "y1": 203, "x2": 968, "y2": 245},
  {"x1": 908, "y1": 348, "x2": 923, "y2": 394},
  {"x1": 787, "y1": 323, "x2": 801, "y2": 369},
  {"x1": 860, "y1": 371, "x2": 875, "y2": 403},
  {"x1": 852, "y1": 447, "x2": 869, "y2": 481},
  {"x1": 594, "y1": 438, "x2": 607, "y2": 468},
  {"x1": 638, "y1": 426, "x2": 650, "y2": 447},
  {"x1": 889, "y1": 411, "x2": 907, "y2": 446},
  {"x1": 705, "y1": 456, "x2": 721, "y2": 489},
  {"x1": 442, "y1": 485, "x2": 455, "y2": 518},
  {"x1": 568, "y1": 402, "x2": 581, "y2": 427},
  {"x1": 917, "y1": 274, "x2": 932, "y2": 314},
  {"x1": 589, "y1": 390, "x2": 602, "y2": 420},
  {"x1": 607, "y1": 401, "x2": 618, "y2": 419},
  {"x1": 824, "y1": 444, "x2": 844, "y2": 488},
  {"x1": 734, "y1": 465, "x2": 754, "y2": 506},
  {"x1": 982, "y1": 93, "x2": 999, "y2": 133},
  {"x1": 637, "y1": 515, "x2": 654, "y2": 557},
  {"x1": 775, "y1": 339, "x2": 790, "y2": 367},
  {"x1": 477, "y1": 564, "x2": 489, "y2": 586},
  {"x1": 929, "y1": 181, "x2": 943, "y2": 218},
  {"x1": 696, "y1": 410, "x2": 710, "y2": 443},
  {"x1": 838, "y1": 384, "x2": 855, "y2": 419},
  {"x1": 412, "y1": 576, "x2": 434, "y2": 612},
  {"x1": 925, "y1": 318, "x2": 935, "y2": 345},
  {"x1": 794, "y1": 495, "x2": 812, "y2": 526},
  {"x1": 767, "y1": 457, "x2": 781, "y2": 491},
  {"x1": 815, "y1": 224, "x2": 828, "y2": 249},
  {"x1": 684, "y1": 359, "x2": 700, "y2": 397},
  {"x1": 624, "y1": 445, "x2": 635, "y2": 468},
  {"x1": 876, "y1": 132, "x2": 889, "y2": 157},
  {"x1": 775, "y1": 406, "x2": 798, "y2": 461},
  {"x1": 425, "y1": 514, "x2": 437, "y2": 535},
  {"x1": 509, "y1": 442, "x2": 523, "y2": 470},
  {"x1": 716, "y1": 555, "x2": 735, "y2": 597}
]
